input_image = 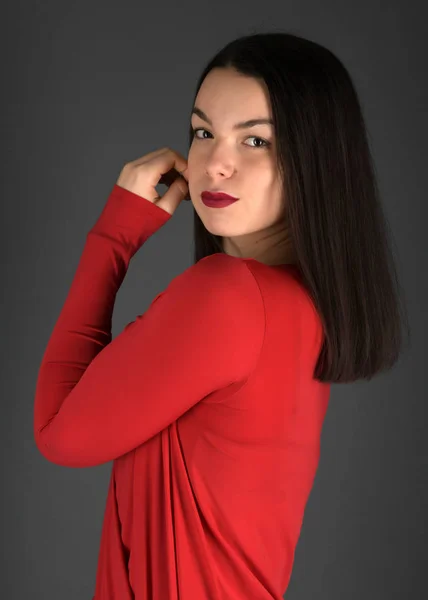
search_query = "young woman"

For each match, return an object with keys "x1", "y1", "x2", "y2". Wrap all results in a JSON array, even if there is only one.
[{"x1": 34, "y1": 31, "x2": 410, "y2": 599}]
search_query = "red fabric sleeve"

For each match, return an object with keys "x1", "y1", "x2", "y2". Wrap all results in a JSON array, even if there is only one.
[{"x1": 33, "y1": 184, "x2": 265, "y2": 467}]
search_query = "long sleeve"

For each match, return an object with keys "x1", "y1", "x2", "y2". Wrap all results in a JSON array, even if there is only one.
[{"x1": 33, "y1": 184, "x2": 265, "y2": 468}]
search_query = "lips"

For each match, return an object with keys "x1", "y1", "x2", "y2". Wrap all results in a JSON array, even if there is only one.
[{"x1": 201, "y1": 191, "x2": 239, "y2": 207}]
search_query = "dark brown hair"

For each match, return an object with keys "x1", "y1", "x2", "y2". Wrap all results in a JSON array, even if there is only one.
[{"x1": 184, "y1": 30, "x2": 411, "y2": 384}]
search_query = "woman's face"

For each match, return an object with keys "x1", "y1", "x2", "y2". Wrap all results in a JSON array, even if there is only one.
[{"x1": 187, "y1": 67, "x2": 289, "y2": 263}]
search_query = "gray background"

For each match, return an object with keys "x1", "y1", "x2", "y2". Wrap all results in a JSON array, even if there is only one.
[{"x1": 2, "y1": 1, "x2": 426, "y2": 598}]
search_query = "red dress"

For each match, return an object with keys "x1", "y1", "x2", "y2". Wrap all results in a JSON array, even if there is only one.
[{"x1": 34, "y1": 183, "x2": 331, "y2": 599}]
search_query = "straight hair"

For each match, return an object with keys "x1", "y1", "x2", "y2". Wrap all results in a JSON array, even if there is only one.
[{"x1": 184, "y1": 30, "x2": 411, "y2": 384}]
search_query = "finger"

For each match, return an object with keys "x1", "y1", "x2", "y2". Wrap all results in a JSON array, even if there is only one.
[
  {"x1": 159, "y1": 167, "x2": 180, "y2": 187},
  {"x1": 178, "y1": 166, "x2": 189, "y2": 181},
  {"x1": 155, "y1": 176, "x2": 188, "y2": 215},
  {"x1": 130, "y1": 147, "x2": 169, "y2": 166},
  {"x1": 159, "y1": 148, "x2": 188, "y2": 176}
]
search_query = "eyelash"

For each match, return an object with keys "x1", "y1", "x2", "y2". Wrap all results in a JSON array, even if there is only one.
[{"x1": 191, "y1": 127, "x2": 271, "y2": 149}]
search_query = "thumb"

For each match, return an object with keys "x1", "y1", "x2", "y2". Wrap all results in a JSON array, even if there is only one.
[{"x1": 156, "y1": 175, "x2": 189, "y2": 216}]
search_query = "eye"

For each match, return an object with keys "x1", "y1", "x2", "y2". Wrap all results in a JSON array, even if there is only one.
[{"x1": 191, "y1": 127, "x2": 271, "y2": 149}]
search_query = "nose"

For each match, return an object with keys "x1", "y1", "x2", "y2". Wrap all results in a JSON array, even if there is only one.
[{"x1": 204, "y1": 156, "x2": 235, "y2": 179}]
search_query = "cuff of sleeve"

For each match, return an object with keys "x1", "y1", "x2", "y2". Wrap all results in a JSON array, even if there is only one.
[{"x1": 88, "y1": 183, "x2": 172, "y2": 252}]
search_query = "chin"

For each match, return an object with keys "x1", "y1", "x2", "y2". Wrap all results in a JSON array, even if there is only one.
[
  {"x1": 196, "y1": 214, "x2": 229, "y2": 234},
  {"x1": 199, "y1": 220, "x2": 222, "y2": 236},
  {"x1": 192, "y1": 203, "x2": 238, "y2": 236}
]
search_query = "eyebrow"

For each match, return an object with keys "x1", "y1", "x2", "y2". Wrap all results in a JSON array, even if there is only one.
[{"x1": 191, "y1": 106, "x2": 274, "y2": 129}]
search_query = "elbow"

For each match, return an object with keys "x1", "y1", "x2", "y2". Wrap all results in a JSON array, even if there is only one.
[{"x1": 33, "y1": 427, "x2": 99, "y2": 468}]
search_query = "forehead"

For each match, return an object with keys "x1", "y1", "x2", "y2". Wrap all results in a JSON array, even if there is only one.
[{"x1": 194, "y1": 68, "x2": 271, "y2": 116}]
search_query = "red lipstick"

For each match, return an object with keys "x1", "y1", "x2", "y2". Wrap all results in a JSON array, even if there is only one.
[{"x1": 201, "y1": 191, "x2": 239, "y2": 208}]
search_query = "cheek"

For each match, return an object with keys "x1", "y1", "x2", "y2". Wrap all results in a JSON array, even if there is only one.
[
  {"x1": 186, "y1": 149, "x2": 198, "y2": 174},
  {"x1": 258, "y1": 183, "x2": 284, "y2": 217},
  {"x1": 186, "y1": 154, "x2": 205, "y2": 187}
]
